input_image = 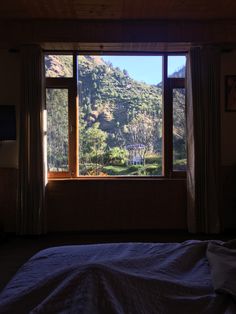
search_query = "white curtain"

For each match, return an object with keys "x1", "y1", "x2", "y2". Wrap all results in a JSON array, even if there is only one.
[
  {"x1": 186, "y1": 46, "x2": 221, "y2": 233},
  {"x1": 17, "y1": 45, "x2": 46, "y2": 234}
]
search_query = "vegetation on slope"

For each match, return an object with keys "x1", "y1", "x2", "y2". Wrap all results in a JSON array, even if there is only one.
[{"x1": 45, "y1": 54, "x2": 186, "y2": 175}]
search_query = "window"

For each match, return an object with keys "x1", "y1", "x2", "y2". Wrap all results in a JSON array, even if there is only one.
[{"x1": 45, "y1": 53, "x2": 186, "y2": 178}]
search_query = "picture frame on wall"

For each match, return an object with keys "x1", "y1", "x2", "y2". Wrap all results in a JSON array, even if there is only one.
[{"x1": 225, "y1": 75, "x2": 236, "y2": 111}]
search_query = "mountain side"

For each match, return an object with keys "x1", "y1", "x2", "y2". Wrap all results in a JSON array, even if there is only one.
[{"x1": 45, "y1": 54, "x2": 186, "y2": 174}]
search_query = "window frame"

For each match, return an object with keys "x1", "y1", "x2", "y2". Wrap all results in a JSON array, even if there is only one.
[
  {"x1": 45, "y1": 53, "x2": 78, "y2": 179},
  {"x1": 163, "y1": 54, "x2": 186, "y2": 178},
  {"x1": 45, "y1": 51, "x2": 186, "y2": 179}
]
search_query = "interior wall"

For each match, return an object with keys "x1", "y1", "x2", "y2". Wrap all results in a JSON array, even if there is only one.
[
  {"x1": 0, "y1": 49, "x2": 20, "y2": 168},
  {"x1": 221, "y1": 50, "x2": 236, "y2": 229},
  {"x1": 221, "y1": 50, "x2": 236, "y2": 165},
  {"x1": 47, "y1": 179, "x2": 187, "y2": 232},
  {"x1": 2, "y1": 47, "x2": 236, "y2": 232},
  {"x1": 0, "y1": 49, "x2": 20, "y2": 232}
]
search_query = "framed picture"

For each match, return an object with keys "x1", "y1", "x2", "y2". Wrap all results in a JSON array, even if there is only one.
[{"x1": 225, "y1": 75, "x2": 236, "y2": 111}]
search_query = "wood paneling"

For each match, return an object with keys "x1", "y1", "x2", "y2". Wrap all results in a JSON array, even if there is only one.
[
  {"x1": 46, "y1": 178, "x2": 187, "y2": 231},
  {"x1": 1, "y1": 20, "x2": 236, "y2": 49},
  {"x1": 0, "y1": 168, "x2": 17, "y2": 232},
  {"x1": 0, "y1": 0, "x2": 236, "y2": 20},
  {"x1": 221, "y1": 166, "x2": 236, "y2": 230}
]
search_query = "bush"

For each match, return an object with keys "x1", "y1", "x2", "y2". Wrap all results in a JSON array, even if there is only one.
[
  {"x1": 102, "y1": 165, "x2": 128, "y2": 175},
  {"x1": 173, "y1": 159, "x2": 187, "y2": 171},
  {"x1": 127, "y1": 164, "x2": 143, "y2": 172},
  {"x1": 144, "y1": 164, "x2": 162, "y2": 175},
  {"x1": 80, "y1": 163, "x2": 103, "y2": 175},
  {"x1": 145, "y1": 155, "x2": 162, "y2": 165},
  {"x1": 103, "y1": 147, "x2": 128, "y2": 166}
]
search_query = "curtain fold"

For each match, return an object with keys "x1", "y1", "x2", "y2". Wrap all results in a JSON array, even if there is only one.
[
  {"x1": 186, "y1": 46, "x2": 221, "y2": 233},
  {"x1": 17, "y1": 45, "x2": 46, "y2": 235}
]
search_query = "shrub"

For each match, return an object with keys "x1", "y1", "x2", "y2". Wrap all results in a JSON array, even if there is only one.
[
  {"x1": 173, "y1": 159, "x2": 187, "y2": 171},
  {"x1": 145, "y1": 164, "x2": 162, "y2": 175},
  {"x1": 80, "y1": 163, "x2": 103, "y2": 175},
  {"x1": 145, "y1": 155, "x2": 162, "y2": 165},
  {"x1": 103, "y1": 147, "x2": 128, "y2": 166}
]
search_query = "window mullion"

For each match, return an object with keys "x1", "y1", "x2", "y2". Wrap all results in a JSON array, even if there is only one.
[
  {"x1": 163, "y1": 55, "x2": 173, "y2": 177},
  {"x1": 73, "y1": 53, "x2": 79, "y2": 177},
  {"x1": 171, "y1": 78, "x2": 186, "y2": 177},
  {"x1": 68, "y1": 89, "x2": 74, "y2": 177}
]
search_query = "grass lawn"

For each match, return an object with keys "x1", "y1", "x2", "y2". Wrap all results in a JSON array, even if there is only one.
[{"x1": 102, "y1": 164, "x2": 162, "y2": 176}]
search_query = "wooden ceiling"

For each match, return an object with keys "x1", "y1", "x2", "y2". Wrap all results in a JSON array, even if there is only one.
[{"x1": 1, "y1": 0, "x2": 236, "y2": 20}]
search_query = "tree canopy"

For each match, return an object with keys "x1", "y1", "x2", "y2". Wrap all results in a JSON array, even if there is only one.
[{"x1": 45, "y1": 54, "x2": 186, "y2": 175}]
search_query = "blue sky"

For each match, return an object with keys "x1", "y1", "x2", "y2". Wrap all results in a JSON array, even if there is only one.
[{"x1": 102, "y1": 55, "x2": 186, "y2": 85}]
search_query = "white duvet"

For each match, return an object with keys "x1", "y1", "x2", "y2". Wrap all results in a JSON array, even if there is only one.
[{"x1": 0, "y1": 240, "x2": 235, "y2": 313}]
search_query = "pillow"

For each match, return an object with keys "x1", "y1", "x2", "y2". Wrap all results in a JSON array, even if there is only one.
[{"x1": 207, "y1": 240, "x2": 236, "y2": 300}]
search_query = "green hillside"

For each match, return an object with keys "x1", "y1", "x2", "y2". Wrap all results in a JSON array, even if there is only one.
[{"x1": 45, "y1": 55, "x2": 186, "y2": 176}]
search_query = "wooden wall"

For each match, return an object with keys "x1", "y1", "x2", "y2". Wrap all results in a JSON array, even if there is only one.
[
  {"x1": 1, "y1": 19, "x2": 236, "y2": 232},
  {"x1": 2, "y1": 166, "x2": 236, "y2": 232},
  {"x1": 0, "y1": 168, "x2": 17, "y2": 232},
  {"x1": 1, "y1": 20, "x2": 236, "y2": 49},
  {"x1": 0, "y1": 168, "x2": 187, "y2": 232},
  {"x1": 47, "y1": 178, "x2": 187, "y2": 231}
]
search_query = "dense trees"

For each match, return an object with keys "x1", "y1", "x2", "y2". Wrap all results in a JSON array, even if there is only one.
[{"x1": 45, "y1": 54, "x2": 186, "y2": 175}]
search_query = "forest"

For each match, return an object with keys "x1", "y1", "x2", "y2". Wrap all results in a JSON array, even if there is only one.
[{"x1": 45, "y1": 55, "x2": 186, "y2": 176}]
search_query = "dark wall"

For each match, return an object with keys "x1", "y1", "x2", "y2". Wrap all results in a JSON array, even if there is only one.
[
  {"x1": 47, "y1": 179, "x2": 187, "y2": 231},
  {"x1": 1, "y1": 19, "x2": 236, "y2": 232},
  {"x1": 0, "y1": 168, "x2": 17, "y2": 232}
]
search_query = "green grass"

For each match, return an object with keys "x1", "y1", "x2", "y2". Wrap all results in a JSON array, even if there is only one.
[
  {"x1": 102, "y1": 163, "x2": 162, "y2": 176},
  {"x1": 80, "y1": 158, "x2": 186, "y2": 176},
  {"x1": 102, "y1": 165, "x2": 129, "y2": 175}
]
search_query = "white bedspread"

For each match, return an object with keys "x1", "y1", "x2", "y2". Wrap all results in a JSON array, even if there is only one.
[{"x1": 0, "y1": 240, "x2": 235, "y2": 313}]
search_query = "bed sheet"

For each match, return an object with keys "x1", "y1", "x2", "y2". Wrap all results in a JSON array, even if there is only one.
[{"x1": 0, "y1": 240, "x2": 235, "y2": 313}]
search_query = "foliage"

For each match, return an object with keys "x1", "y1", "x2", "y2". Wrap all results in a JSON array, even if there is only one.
[
  {"x1": 173, "y1": 88, "x2": 186, "y2": 162},
  {"x1": 45, "y1": 55, "x2": 73, "y2": 78},
  {"x1": 103, "y1": 147, "x2": 128, "y2": 166},
  {"x1": 145, "y1": 155, "x2": 162, "y2": 165},
  {"x1": 173, "y1": 158, "x2": 187, "y2": 171},
  {"x1": 126, "y1": 112, "x2": 159, "y2": 160},
  {"x1": 80, "y1": 122, "x2": 107, "y2": 161},
  {"x1": 46, "y1": 88, "x2": 69, "y2": 171},
  {"x1": 45, "y1": 54, "x2": 186, "y2": 175}
]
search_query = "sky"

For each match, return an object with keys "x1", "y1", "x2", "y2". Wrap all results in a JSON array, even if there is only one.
[{"x1": 101, "y1": 55, "x2": 186, "y2": 85}]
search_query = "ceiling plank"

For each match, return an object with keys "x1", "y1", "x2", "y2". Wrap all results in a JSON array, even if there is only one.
[
  {"x1": 1, "y1": 19, "x2": 236, "y2": 49},
  {"x1": 0, "y1": 0, "x2": 236, "y2": 20}
]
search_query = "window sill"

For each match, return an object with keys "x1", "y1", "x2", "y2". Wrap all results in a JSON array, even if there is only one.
[{"x1": 47, "y1": 175, "x2": 186, "y2": 182}]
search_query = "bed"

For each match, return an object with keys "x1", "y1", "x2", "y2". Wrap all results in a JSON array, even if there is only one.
[{"x1": 0, "y1": 240, "x2": 235, "y2": 313}]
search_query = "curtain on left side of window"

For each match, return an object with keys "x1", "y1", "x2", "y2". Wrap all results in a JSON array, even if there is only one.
[{"x1": 17, "y1": 45, "x2": 46, "y2": 235}]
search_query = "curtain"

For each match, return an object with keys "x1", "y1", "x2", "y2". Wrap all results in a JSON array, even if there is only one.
[
  {"x1": 17, "y1": 45, "x2": 46, "y2": 234},
  {"x1": 186, "y1": 46, "x2": 221, "y2": 233}
]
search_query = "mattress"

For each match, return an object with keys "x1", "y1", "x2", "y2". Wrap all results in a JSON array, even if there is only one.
[{"x1": 0, "y1": 240, "x2": 235, "y2": 313}]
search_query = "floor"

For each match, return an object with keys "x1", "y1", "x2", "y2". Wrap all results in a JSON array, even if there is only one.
[{"x1": 0, "y1": 230, "x2": 235, "y2": 293}]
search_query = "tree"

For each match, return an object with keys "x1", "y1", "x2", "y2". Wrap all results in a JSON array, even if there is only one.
[
  {"x1": 104, "y1": 147, "x2": 128, "y2": 166},
  {"x1": 46, "y1": 88, "x2": 69, "y2": 171},
  {"x1": 126, "y1": 112, "x2": 157, "y2": 162},
  {"x1": 80, "y1": 122, "x2": 108, "y2": 174},
  {"x1": 173, "y1": 89, "x2": 186, "y2": 160}
]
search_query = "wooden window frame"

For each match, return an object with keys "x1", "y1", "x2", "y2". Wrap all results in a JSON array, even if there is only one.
[
  {"x1": 45, "y1": 51, "x2": 186, "y2": 179},
  {"x1": 46, "y1": 53, "x2": 78, "y2": 179},
  {"x1": 163, "y1": 54, "x2": 186, "y2": 178}
]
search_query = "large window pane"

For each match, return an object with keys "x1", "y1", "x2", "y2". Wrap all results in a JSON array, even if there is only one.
[
  {"x1": 45, "y1": 55, "x2": 73, "y2": 78},
  {"x1": 46, "y1": 88, "x2": 69, "y2": 172},
  {"x1": 173, "y1": 88, "x2": 186, "y2": 171},
  {"x1": 77, "y1": 55, "x2": 163, "y2": 176}
]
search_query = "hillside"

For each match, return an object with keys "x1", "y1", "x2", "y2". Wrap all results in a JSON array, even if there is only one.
[
  {"x1": 77, "y1": 55, "x2": 162, "y2": 148},
  {"x1": 45, "y1": 54, "x2": 185, "y2": 175}
]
